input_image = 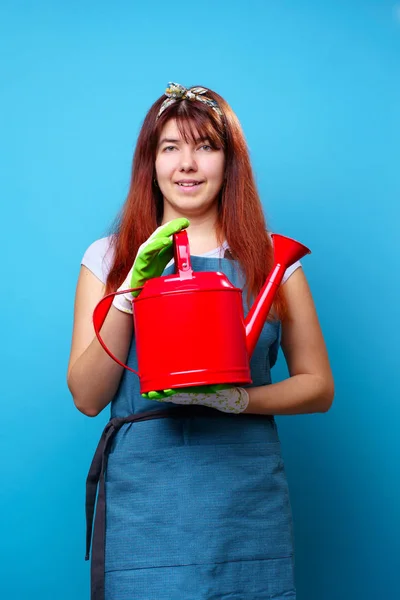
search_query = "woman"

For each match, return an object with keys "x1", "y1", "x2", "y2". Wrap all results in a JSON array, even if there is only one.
[{"x1": 68, "y1": 82, "x2": 334, "y2": 600}]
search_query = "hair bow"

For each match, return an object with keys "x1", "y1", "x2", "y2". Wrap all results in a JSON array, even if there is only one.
[{"x1": 157, "y1": 82, "x2": 223, "y2": 119}]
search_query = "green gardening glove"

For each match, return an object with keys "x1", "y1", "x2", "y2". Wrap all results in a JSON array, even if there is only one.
[
  {"x1": 112, "y1": 218, "x2": 189, "y2": 314},
  {"x1": 130, "y1": 218, "x2": 190, "y2": 293},
  {"x1": 142, "y1": 384, "x2": 250, "y2": 414},
  {"x1": 142, "y1": 384, "x2": 231, "y2": 400}
]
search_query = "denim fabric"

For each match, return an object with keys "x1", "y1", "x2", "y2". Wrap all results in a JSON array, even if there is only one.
[{"x1": 105, "y1": 256, "x2": 296, "y2": 599}]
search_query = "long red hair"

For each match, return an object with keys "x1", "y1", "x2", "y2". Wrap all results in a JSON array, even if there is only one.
[{"x1": 105, "y1": 86, "x2": 286, "y2": 319}]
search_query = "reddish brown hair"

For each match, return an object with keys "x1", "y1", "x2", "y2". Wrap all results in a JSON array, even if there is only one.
[{"x1": 105, "y1": 86, "x2": 286, "y2": 319}]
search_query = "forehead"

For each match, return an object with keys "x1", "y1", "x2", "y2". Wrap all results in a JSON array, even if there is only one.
[{"x1": 159, "y1": 118, "x2": 198, "y2": 140}]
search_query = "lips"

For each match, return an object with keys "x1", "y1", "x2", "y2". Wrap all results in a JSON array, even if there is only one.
[{"x1": 175, "y1": 179, "x2": 204, "y2": 187}]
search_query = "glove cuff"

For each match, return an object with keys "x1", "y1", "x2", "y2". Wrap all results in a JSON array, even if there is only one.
[{"x1": 112, "y1": 294, "x2": 133, "y2": 314}]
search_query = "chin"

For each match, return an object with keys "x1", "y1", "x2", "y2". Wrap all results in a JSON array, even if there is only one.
[{"x1": 168, "y1": 198, "x2": 214, "y2": 214}]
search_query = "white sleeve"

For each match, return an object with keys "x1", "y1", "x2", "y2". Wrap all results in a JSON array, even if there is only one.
[
  {"x1": 281, "y1": 260, "x2": 302, "y2": 284},
  {"x1": 81, "y1": 236, "x2": 115, "y2": 284}
]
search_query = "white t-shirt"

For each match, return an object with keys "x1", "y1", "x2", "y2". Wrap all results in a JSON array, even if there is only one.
[{"x1": 81, "y1": 236, "x2": 302, "y2": 285}]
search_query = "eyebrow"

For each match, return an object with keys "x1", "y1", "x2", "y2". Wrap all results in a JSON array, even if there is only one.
[{"x1": 158, "y1": 136, "x2": 210, "y2": 145}]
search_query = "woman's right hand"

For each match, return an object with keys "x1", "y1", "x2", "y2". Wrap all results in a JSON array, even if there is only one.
[{"x1": 112, "y1": 218, "x2": 190, "y2": 314}]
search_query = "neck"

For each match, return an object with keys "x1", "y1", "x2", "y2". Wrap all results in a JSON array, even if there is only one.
[{"x1": 161, "y1": 205, "x2": 223, "y2": 254}]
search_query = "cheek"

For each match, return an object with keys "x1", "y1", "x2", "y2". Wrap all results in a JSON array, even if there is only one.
[
  {"x1": 154, "y1": 153, "x2": 176, "y2": 179},
  {"x1": 155, "y1": 157, "x2": 170, "y2": 181},
  {"x1": 206, "y1": 157, "x2": 225, "y2": 184}
]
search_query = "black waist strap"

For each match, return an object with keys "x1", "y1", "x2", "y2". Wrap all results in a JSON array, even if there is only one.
[{"x1": 85, "y1": 404, "x2": 230, "y2": 600}]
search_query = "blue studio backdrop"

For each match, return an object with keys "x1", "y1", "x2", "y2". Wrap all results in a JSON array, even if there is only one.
[{"x1": 1, "y1": 1, "x2": 399, "y2": 599}]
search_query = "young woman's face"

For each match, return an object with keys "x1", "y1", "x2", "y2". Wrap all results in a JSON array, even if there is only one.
[{"x1": 155, "y1": 119, "x2": 225, "y2": 218}]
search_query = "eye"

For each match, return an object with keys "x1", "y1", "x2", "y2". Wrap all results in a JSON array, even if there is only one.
[
  {"x1": 198, "y1": 144, "x2": 213, "y2": 151},
  {"x1": 163, "y1": 145, "x2": 177, "y2": 152}
]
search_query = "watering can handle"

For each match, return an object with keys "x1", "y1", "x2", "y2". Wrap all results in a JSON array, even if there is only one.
[
  {"x1": 92, "y1": 288, "x2": 143, "y2": 374},
  {"x1": 173, "y1": 230, "x2": 193, "y2": 280}
]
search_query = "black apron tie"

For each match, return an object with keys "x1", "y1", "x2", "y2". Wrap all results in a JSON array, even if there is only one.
[{"x1": 85, "y1": 405, "x2": 228, "y2": 600}]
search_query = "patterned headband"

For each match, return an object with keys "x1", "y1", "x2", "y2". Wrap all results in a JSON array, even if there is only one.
[{"x1": 156, "y1": 82, "x2": 223, "y2": 119}]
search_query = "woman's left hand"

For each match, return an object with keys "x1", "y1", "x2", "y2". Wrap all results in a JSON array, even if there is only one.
[{"x1": 142, "y1": 384, "x2": 249, "y2": 414}]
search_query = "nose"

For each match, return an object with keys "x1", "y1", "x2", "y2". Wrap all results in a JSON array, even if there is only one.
[{"x1": 179, "y1": 147, "x2": 198, "y2": 172}]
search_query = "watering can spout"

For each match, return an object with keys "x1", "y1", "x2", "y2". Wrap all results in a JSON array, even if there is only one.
[{"x1": 245, "y1": 234, "x2": 311, "y2": 358}]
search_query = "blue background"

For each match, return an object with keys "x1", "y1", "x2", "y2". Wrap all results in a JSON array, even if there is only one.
[{"x1": 1, "y1": 1, "x2": 399, "y2": 598}]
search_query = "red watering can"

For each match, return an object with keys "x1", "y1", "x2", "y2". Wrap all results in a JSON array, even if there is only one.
[{"x1": 93, "y1": 232, "x2": 311, "y2": 394}]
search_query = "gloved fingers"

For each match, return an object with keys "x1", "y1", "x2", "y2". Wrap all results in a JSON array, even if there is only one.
[
  {"x1": 136, "y1": 237, "x2": 174, "y2": 272},
  {"x1": 142, "y1": 391, "x2": 164, "y2": 399},
  {"x1": 142, "y1": 389, "x2": 175, "y2": 400},
  {"x1": 130, "y1": 219, "x2": 189, "y2": 288},
  {"x1": 138, "y1": 236, "x2": 173, "y2": 261},
  {"x1": 148, "y1": 218, "x2": 189, "y2": 241},
  {"x1": 157, "y1": 243, "x2": 174, "y2": 265},
  {"x1": 143, "y1": 385, "x2": 234, "y2": 398},
  {"x1": 130, "y1": 238, "x2": 173, "y2": 288}
]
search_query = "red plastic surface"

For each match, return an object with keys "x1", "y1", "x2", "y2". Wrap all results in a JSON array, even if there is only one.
[
  {"x1": 91, "y1": 230, "x2": 312, "y2": 394},
  {"x1": 133, "y1": 270, "x2": 251, "y2": 393},
  {"x1": 245, "y1": 234, "x2": 311, "y2": 357},
  {"x1": 92, "y1": 287, "x2": 143, "y2": 374}
]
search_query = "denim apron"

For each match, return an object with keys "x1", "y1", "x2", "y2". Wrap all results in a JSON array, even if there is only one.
[{"x1": 86, "y1": 255, "x2": 296, "y2": 600}]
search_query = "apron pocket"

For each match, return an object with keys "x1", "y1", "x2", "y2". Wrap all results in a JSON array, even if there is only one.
[{"x1": 105, "y1": 442, "x2": 294, "y2": 573}]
